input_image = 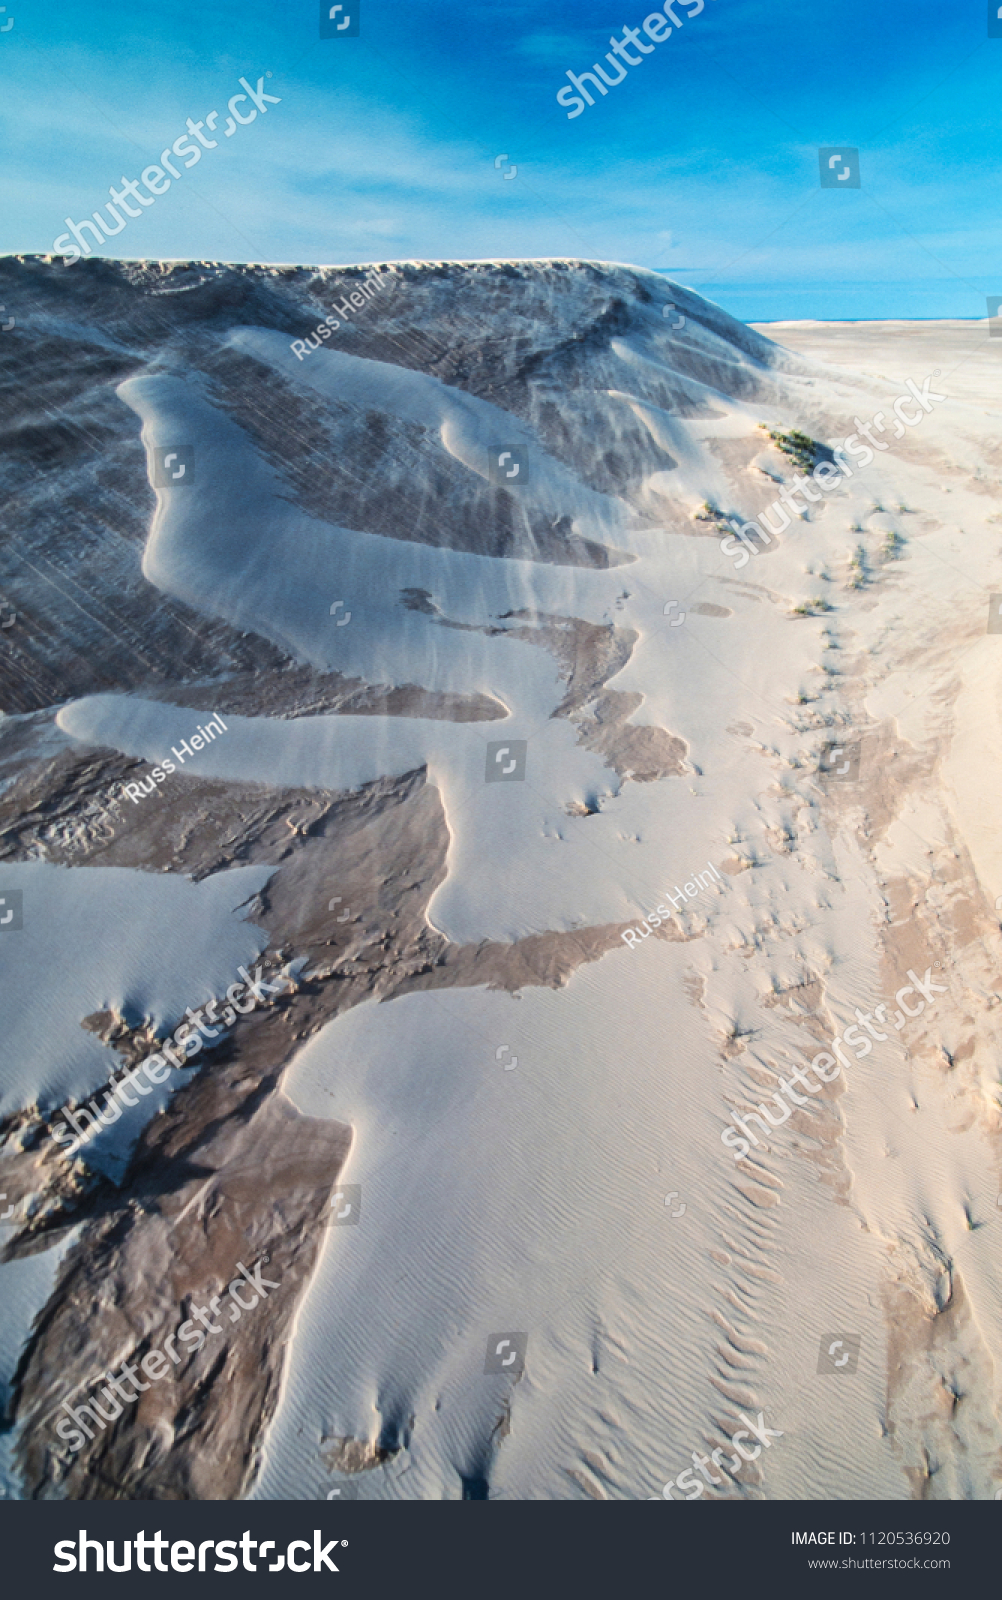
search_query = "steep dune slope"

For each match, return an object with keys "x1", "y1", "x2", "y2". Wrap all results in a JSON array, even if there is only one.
[{"x1": 0, "y1": 260, "x2": 1001, "y2": 1500}]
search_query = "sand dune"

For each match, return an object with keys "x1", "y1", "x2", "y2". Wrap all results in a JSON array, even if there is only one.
[{"x1": 1, "y1": 262, "x2": 1001, "y2": 1499}]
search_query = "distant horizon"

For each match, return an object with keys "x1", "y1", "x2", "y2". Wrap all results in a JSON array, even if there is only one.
[{"x1": 2, "y1": 248, "x2": 990, "y2": 328}]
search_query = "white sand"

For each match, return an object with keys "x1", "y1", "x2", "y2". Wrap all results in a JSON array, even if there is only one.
[{"x1": 23, "y1": 289, "x2": 1002, "y2": 1498}]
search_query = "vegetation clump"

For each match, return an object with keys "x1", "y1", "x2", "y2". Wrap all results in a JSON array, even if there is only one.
[{"x1": 760, "y1": 424, "x2": 819, "y2": 472}]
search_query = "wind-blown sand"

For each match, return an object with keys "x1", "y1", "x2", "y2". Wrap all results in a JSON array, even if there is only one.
[{"x1": 1, "y1": 265, "x2": 1001, "y2": 1499}]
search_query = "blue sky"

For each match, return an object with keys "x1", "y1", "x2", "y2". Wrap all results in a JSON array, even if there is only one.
[{"x1": 1, "y1": 0, "x2": 999, "y2": 319}]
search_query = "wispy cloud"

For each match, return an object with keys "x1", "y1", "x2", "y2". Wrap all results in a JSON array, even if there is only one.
[
  {"x1": 515, "y1": 31, "x2": 587, "y2": 63},
  {"x1": 0, "y1": 0, "x2": 995, "y2": 317}
]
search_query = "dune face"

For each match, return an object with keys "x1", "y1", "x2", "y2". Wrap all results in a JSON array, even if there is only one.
[{"x1": 1, "y1": 256, "x2": 1001, "y2": 1501}]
